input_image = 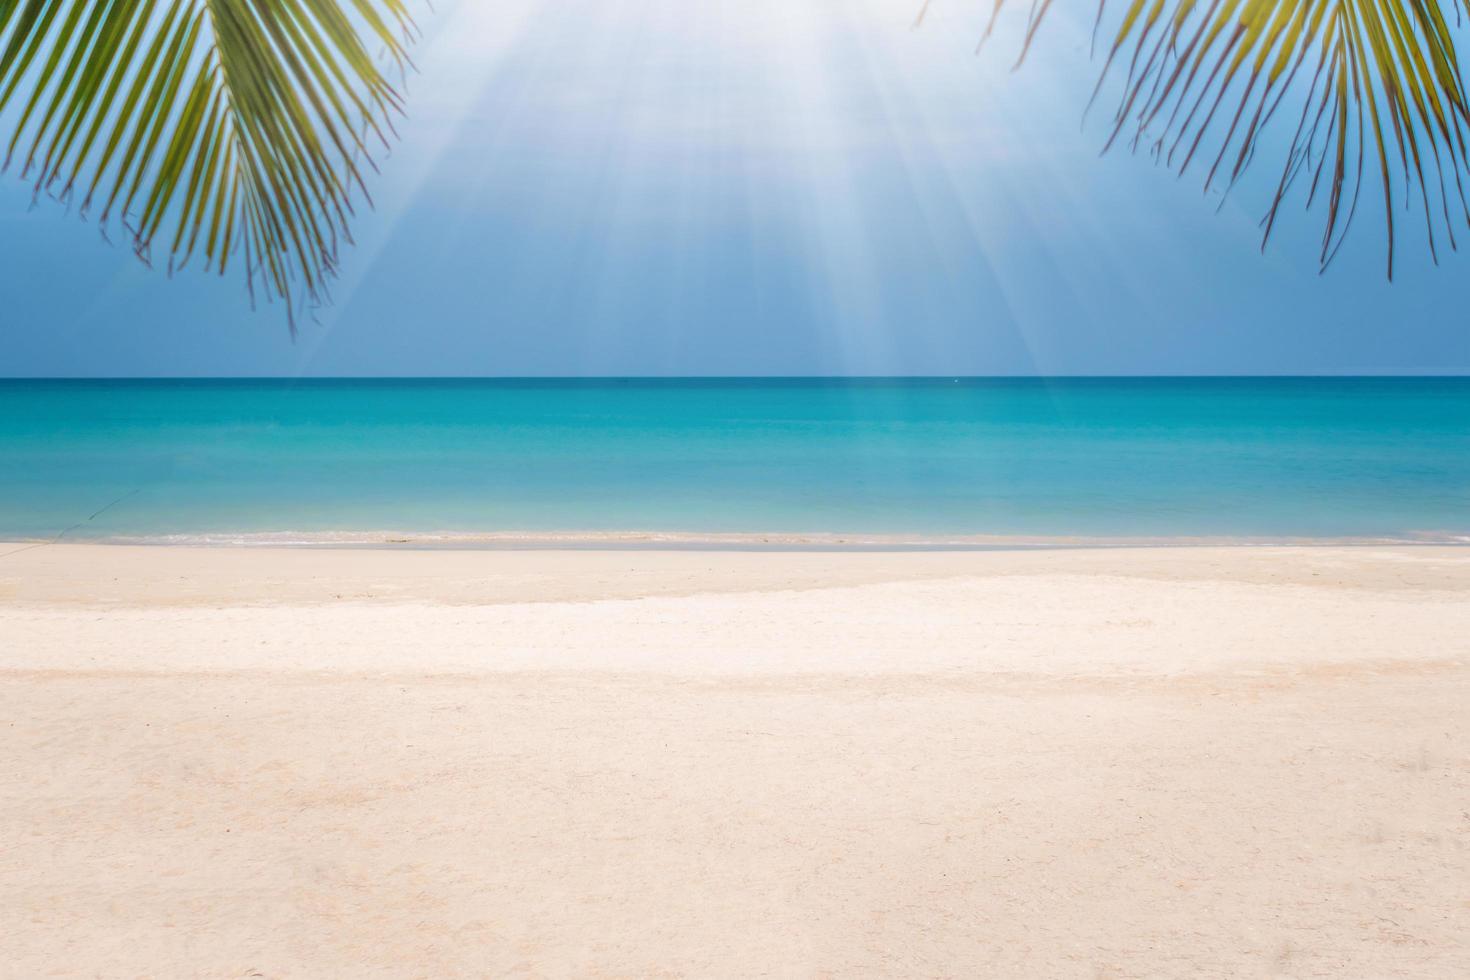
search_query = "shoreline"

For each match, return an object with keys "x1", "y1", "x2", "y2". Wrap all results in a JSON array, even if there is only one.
[{"x1": 7, "y1": 527, "x2": 1470, "y2": 551}]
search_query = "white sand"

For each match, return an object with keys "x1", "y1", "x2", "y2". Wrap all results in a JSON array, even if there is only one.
[{"x1": 2, "y1": 543, "x2": 1467, "y2": 976}]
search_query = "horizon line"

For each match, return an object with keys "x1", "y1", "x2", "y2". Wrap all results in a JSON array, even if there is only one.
[{"x1": 3, "y1": 373, "x2": 1470, "y2": 382}]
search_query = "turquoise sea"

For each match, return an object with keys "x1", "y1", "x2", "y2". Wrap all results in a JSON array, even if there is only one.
[{"x1": 1, "y1": 378, "x2": 1467, "y2": 543}]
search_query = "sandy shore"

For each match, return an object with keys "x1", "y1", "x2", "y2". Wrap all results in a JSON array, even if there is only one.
[{"x1": 2, "y1": 543, "x2": 1468, "y2": 976}]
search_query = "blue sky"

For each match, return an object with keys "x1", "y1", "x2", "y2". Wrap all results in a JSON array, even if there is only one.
[{"x1": 2, "y1": 0, "x2": 1467, "y2": 377}]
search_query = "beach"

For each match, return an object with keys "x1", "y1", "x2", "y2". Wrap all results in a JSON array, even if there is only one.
[{"x1": 3, "y1": 542, "x2": 1468, "y2": 976}]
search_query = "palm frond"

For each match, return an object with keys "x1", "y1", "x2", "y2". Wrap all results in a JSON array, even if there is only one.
[
  {"x1": 0, "y1": 0, "x2": 414, "y2": 325},
  {"x1": 958, "y1": 0, "x2": 1470, "y2": 277}
]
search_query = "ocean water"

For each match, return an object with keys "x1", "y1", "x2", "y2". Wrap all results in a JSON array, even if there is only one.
[{"x1": 0, "y1": 378, "x2": 1467, "y2": 543}]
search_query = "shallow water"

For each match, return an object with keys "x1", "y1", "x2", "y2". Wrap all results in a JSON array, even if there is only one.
[{"x1": 2, "y1": 377, "x2": 1467, "y2": 541}]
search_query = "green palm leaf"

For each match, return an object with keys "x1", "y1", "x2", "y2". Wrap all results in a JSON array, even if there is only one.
[
  {"x1": 0, "y1": 0, "x2": 414, "y2": 325},
  {"x1": 952, "y1": 0, "x2": 1470, "y2": 277}
]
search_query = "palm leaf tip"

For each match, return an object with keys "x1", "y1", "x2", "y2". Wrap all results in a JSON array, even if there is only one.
[
  {"x1": 979, "y1": 0, "x2": 1470, "y2": 277},
  {"x1": 0, "y1": 0, "x2": 416, "y2": 328}
]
